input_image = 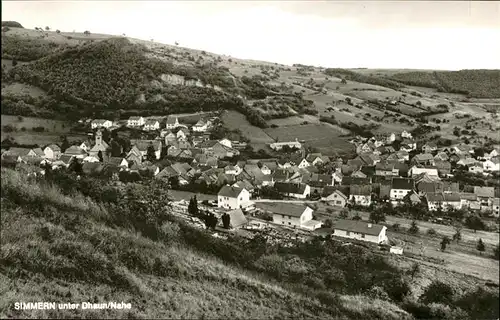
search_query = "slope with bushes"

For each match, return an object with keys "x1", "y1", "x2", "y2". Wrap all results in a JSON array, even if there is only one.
[
  {"x1": 2, "y1": 167, "x2": 499, "y2": 319},
  {"x1": 0, "y1": 168, "x2": 412, "y2": 319}
]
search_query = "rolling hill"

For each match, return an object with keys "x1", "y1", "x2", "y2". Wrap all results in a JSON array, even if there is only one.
[{"x1": 1, "y1": 22, "x2": 500, "y2": 153}]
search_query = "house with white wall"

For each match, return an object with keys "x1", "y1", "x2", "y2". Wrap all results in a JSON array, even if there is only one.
[
  {"x1": 390, "y1": 178, "x2": 415, "y2": 204},
  {"x1": 143, "y1": 119, "x2": 160, "y2": 131},
  {"x1": 426, "y1": 192, "x2": 462, "y2": 211},
  {"x1": 127, "y1": 116, "x2": 145, "y2": 127},
  {"x1": 274, "y1": 182, "x2": 311, "y2": 199},
  {"x1": 43, "y1": 144, "x2": 61, "y2": 160},
  {"x1": 270, "y1": 203, "x2": 321, "y2": 231},
  {"x1": 165, "y1": 116, "x2": 180, "y2": 130},
  {"x1": 217, "y1": 185, "x2": 251, "y2": 210},
  {"x1": 483, "y1": 158, "x2": 500, "y2": 172},
  {"x1": 348, "y1": 185, "x2": 372, "y2": 207},
  {"x1": 332, "y1": 219, "x2": 388, "y2": 244},
  {"x1": 91, "y1": 119, "x2": 113, "y2": 129}
]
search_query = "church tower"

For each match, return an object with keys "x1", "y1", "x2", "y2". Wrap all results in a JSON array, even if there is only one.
[{"x1": 95, "y1": 129, "x2": 103, "y2": 146}]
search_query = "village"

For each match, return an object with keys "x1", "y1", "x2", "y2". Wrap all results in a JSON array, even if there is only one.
[{"x1": 1, "y1": 112, "x2": 500, "y2": 256}]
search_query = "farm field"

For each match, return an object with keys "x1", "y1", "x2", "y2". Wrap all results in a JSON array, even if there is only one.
[
  {"x1": 1, "y1": 115, "x2": 86, "y2": 146},
  {"x1": 264, "y1": 123, "x2": 353, "y2": 155},
  {"x1": 221, "y1": 110, "x2": 274, "y2": 143}
]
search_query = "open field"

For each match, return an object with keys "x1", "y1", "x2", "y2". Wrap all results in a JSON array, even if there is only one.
[
  {"x1": 264, "y1": 123, "x2": 354, "y2": 155},
  {"x1": 221, "y1": 110, "x2": 274, "y2": 143},
  {"x1": 1, "y1": 115, "x2": 86, "y2": 146},
  {"x1": 168, "y1": 189, "x2": 217, "y2": 202}
]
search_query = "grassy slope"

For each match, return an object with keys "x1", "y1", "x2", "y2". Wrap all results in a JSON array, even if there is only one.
[{"x1": 0, "y1": 168, "x2": 410, "y2": 319}]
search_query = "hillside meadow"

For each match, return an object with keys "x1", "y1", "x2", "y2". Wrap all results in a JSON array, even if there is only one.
[{"x1": 1, "y1": 167, "x2": 499, "y2": 319}]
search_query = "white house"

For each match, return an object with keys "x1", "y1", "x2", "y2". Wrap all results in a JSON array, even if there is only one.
[
  {"x1": 348, "y1": 185, "x2": 372, "y2": 207},
  {"x1": 224, "y1": 165, "x2": 241, "y2": 175},
  {"x1": 386, "y1": 133, "x2": 396, "y2": 145},
  {"x1": 127, "y1": 116, "x2": 145, "y2": 127},
  {"x1": 401, "y1": 130, "x2": 412, "y2": 139},
  {"x1": 322, "y1": 189, "x2": 348, "y2": 207},
  {"x1": 269, "y1": 140, "x2": 302, "y2": 151},
  {"x1": 426, "y1": 192, "x2": 462, "y2": 211},
  {"x1": 193, "y1": 119, "x2": 209, "y2": 132},
  {"x1": 43, "y1": 144, "x2": 61, "y2": 160},
  {"x1": 217, "y1": 185, "x2": 252, "y2": 210},
  {"x1": 409, "y1": 166, "x2": 439, "y2": 177},
  {"x1": 91, "y1": 119, "x2": 113, "y2": 129},
  {"x1": 218, "y1": 138, "x2": 232, "y2": 148},
  {"x1": 274, "y1": 182, "x2": 311, "y2": 199},
  {"x1": 260, "y1": 164, "x2": 272, "y2": 175},
  {"x1": 483, "y1": 158, "x2": 500, "y2": 172},
  {"x1": 332, "y1": 220, "x2": 388, "y2": 244},
  {"x1": 298, "y1": 158, "x2": 311, "y2": 169},
  {"x1": 143, "y1": 119, "x2": 160, "y2": 131},
  {"x1": 390, "y1": 178, "x2": 415, "y2": 202},
  {"x1": 165, "y1": 116, "x2": 180, "y2": 130},
  {"x1": 270, "y1": 203, "x2": 321, "y2": 231}
]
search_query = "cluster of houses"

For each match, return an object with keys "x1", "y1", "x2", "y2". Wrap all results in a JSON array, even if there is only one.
[{"x1": 3, "y1": 118, "x2": 500, "y2": 225}]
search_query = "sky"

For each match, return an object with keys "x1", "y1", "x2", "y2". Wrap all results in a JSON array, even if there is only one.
[{"x1": 2, "y1": 1, "x2": 500, "y2": 70}]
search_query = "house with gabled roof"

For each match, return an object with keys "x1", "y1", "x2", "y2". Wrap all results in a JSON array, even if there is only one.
[
  {"x1": 409, "y1": 165, "x2": 439, "y2": 178},
  {"x1": 274, "y1": 182, "x2": 310, "y2": 199},
  {"x1": 106, "y1": 157, "x2": 128, "y2": 168},
  {"x1": 220, "y1": 209, "x2": 248, "y2": 229},
  {"x1": 390, "y1": 178, "x2": 415, "y2": 202},
  {"x1": 127, "y1": 116, "x2": 145, "y2": 127},
  {"x1": 422, "y1": 142, "x2": 438, "y2": 154},
  {"x1": 434, "y1": 151, "x2": 449, "y2": 161},
  {"x1": 51, "y1": 155, "x2": 74, "y2": 170},
  {"x1": 217, "y1": 185, "x2": 252, "y2": 209},
  {"x1": 474, "y1": 186, "x2": 495, "y2": 209},
  {"x1": 322, "y1": 188, "x2": 348, "y2": 207},
  {"x1": 130, "y1": 140, "x2": 162, "y2": 160},
  {"x1": 143, "y1": 119, "x2": 160, "y2": 131},
  {"x1": 64, "y1": 145, "x2": 87, "y2": 159},
  {"x1": 43, "y1": 144, "x2": 61, "y2": 160},
  {"x1": 332, "y1": 220, "x2": 387, "y2": 244},
  {"x1": 453, "y1": 144, "x2": 474, "y2": 155},
  {"x1": 483, "y1": 157, "x2": 500, "y2": 172},
  {"x1": 411, "y1": 153, "x2": 435, "y2": 166},
  {"x1": 165, "y1": 116, "x2": 180, "y2": 130},
  {"x1": 91, "y1": 119, "x2": 113, "y2": 129},
  {"x1": 264, "y1": 203, "x2": 321, "y2": 230},
  {"x1": 426, "y1": 192, "x2": 462, "y2": 211},
  {"x1": 192, "y1": 119, "x2": 210, "y2": 132},
  {"x1": 375, "y1": 161, "x2": 398, "y2": 176},
  {"x1": 88, "y1": 130, "x2": 110, "y2": 160},
  {"x1": 349, "y1": 185, "x2": 372, "y2": 207}
]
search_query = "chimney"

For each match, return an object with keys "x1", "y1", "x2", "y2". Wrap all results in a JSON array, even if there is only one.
[{"x1": 368, "y1": 223, "x2": 372, "y2": 228}]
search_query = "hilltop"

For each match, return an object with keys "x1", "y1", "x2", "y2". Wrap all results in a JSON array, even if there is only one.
[{"x1": 1, "y1": 24, "x2": 500, "y2": 155}]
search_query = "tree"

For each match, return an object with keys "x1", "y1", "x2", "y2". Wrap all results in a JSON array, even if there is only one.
[
  {"x1": 369, "y1": 208, "x2": 386, "y2": 224},
  {"x1": 465, "y1": 215, "x2": 485, "y2": 233},
  {"x1": 84, "y1": 30, "x2": 91, "y2": 36},
  {"x1": 56, "y1": 29, "x2": 61, "y2": 34},
  {"x1": 323, "y1": 219, "x2": 333, "y2": 228},
  {"x1": 476, "y1": 238, "x2": 485, "y2": 255},
  {"x1": 341, "y1": 78, "x2": 347, "y2": 84},
  {"x1": 409, "y1": 220, "x2": 419, "y2": 234},
  {"x1": 110, "y1": 140, "x2": 122, "y2": 157},
  {"x1": 12, "y1": 59, "x2": 17, "y2": 67},
  {"x1": 352, "y1": 214, "x2": 362, "y2": 221},
  {"x1": 222, "y1": 213, "x2": 231, "y2": 229},
  {"x1": 339, "y1": 208, "x2": 349, "y2": 219},
  {"x1": 452, "y1": 225, "x2": 462, "y2": 243},
  {"x1": 493, "y1": 244, "x2": 499, "y2": 260},
  {"x1": 420, "y1": 281, "x2": 455, "y2": 305},
  {"x1": 97, "y1": 150, "x2": 104, "y2": 162},
  {"x1": 61, "y1": 136, "x2": 70, "y2": 153},
  {"x1": 45, "y1": 26, "x2": 50, "y2": 31},
  {"x1": 408, "y1": 262, "x2": 420, "y2": 280},
  {"x1": 440, "y1": 236, "x2": 451, "y2": 251},
  {"x1": 188, "y1": 196, "x2": 199, "y2": 216},
  {"x1": 146, "y1": 143, "x2": 156, "y2": 162}
]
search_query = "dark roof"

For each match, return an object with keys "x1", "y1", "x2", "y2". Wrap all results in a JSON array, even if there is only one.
[
  {"x1": 225, "y1": 209, "x2": 248, "y2": 228},
  {"x1": 275, "y1": 182, "x2": 309, "y2": 194},
  {"x1": 262, "y1": 203, "x2": 312, "y2": 218},
  {"x1": 474, "y1": 186, "x2": 495, "y2": 198},
  {"x1": 218, "y1": 185, "x2": 245, "y2": 198},
  {"x1": 412, "y1": 153, "x2": 434, "y2": 162},
  {"x1": 342, "y1": 177, "x2": 371, "y2": 186},
  {"x1": 349, "y1": 184, "x2": 372, "y2": 196},
  {"x1": 391, "y1": 178, "x2": 414, "y2": 190},
  {"x1": 166, "y1": 116, "x2": 178, "y2": 124},
  {"x1": 426, "y1": 192, "x2": 461, "y2": 202},
  {"x1": 333, "y1": 219, "x2": 385, "y2": 236},
  {"x1": 375, "y1": 162, "x2": 395, "y2": 171}
]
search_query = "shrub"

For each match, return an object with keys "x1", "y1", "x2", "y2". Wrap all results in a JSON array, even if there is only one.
[
  {"x1": 420, "y1": 281, "x2": 455, "y2": 305},
  {"x1": 426, "y1": 228, "x2": 437, "y2": 236}
]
